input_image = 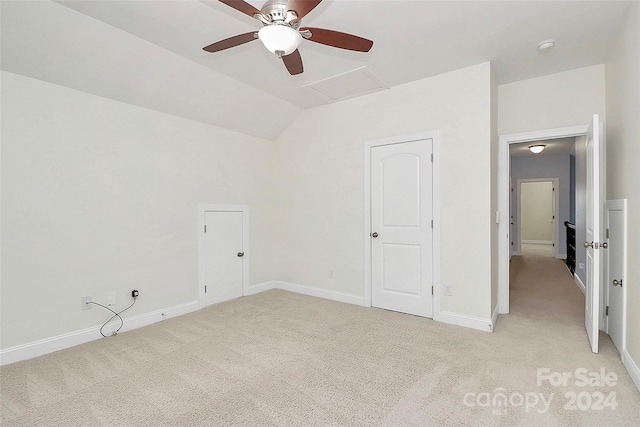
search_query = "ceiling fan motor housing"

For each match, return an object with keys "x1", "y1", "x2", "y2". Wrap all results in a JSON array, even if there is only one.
[{"x1": 260, "y1": 0, "x2": 300, "y2": 27}]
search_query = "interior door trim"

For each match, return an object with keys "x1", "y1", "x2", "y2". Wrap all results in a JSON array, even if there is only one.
[
  {"x1": 363, "y1": 131, "x2": 440, "y2": 319},
  {"x1": 197, "y1": 204, "x2": 249, "y2": 309}
]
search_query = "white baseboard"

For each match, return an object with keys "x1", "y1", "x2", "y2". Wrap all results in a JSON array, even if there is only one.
[
  {"x1": 0, "y1": 300, "x2": 199, "y2": 366},
  {"x1": 435, "y1": 310, "x2": 493, "y2": 333},
  {"x1": 247, "y1": 280, "x2": 365, "y2": 306},
  {"x1": 574, "y1": 273, "x2": 586, "y2": 294},
  {"x1": 491, "y1": 304, "x2": 499, "y2": 332},
  {"x1": 622, "y1": 348, "x2": 640, "y2": 393},
  {"x1": 522, "y1": 240, "x2": 552, "y2": 245},
  {"x1": 252, "y1": 281, "x2": 494, "y2": 332}
]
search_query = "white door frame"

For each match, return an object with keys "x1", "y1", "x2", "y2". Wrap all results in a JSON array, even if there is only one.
[
  {"x1": 604, "y1": 199, "x2": 627, "y2": 351},
  {"x1": 498, "y1": 125, "x2": 588, "y2": 314},
  {"x1": 197, "y1": 204, "x2": 249, "y2": 308},
  {"x1": 363, "y1": 131, "x2": 440, "y2": 315},
  {"x1": 516, "y1": 178, "x2": 560, "y2": 258}
]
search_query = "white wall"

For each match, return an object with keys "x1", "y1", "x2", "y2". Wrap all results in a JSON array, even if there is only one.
[
  {"x1": 271, "y1": 63, "x2": 493, "y2": 320},
  {"x1": 1, "y1": 71, "x2": 275, "y2": 350},
  {"x1": 521, "y1": 182, "x2": 553, "y2": 242},
  {"x1": 605, "y1": 2, "x2": 640, "y2": 382},
  {"x1": 498, "y1": 64, "x2": 606, "y2": 135}
]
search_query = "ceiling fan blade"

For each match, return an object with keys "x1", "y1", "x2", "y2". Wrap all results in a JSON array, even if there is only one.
[
  {"x1": 219, "y1": 0, "x2": 264, "y2": 19},
  {"x1": 301, "y1": 27, "x2": 373, "y2": 52},
  {"x1": 282, "y1": 49, "x2": 303, "y2": 75},
  {"x1": 286, "y1": 0, "x2": 323, "y2": 21},
  {"x1": 203, "y1": 32, "x2": 257, "y2": 53}
]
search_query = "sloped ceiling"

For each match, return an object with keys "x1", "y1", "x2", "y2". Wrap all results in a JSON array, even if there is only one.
[{"x1": 1, "y1": 1, "x2": 632, "y2": 140}]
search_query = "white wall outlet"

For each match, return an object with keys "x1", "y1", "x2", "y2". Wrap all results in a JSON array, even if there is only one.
[
  {"x1": 444, "y1": 285, "x2": 453, "y2": 296},
  {"x1": 329, "y1": 270, "x2": 334, "y2": 279},
  {"x1": 81, "y1": 296, "x2": 92, "y2": 310},
  {"x1": 107, "y1": 292, "x2": 116, "y2": 306},
  {"x1": 579, "y1": 263, "x2": 585, "y2": 270}
]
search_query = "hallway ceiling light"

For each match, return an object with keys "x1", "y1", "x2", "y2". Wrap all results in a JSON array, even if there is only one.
[{"x1": 529, "y1": 145, "x2": 546, "y2": 154}]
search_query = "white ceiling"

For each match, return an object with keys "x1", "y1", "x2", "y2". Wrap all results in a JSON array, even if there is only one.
[
  {"x1": 1, "y1": 1, "x2": 632, "y2": 140},
  {"x1": 510, "y1": 137, "x2": 576, "y2": 158}
]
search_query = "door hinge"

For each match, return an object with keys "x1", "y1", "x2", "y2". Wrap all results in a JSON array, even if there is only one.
[
  {"x1": 205, "y1": 285, "x2": 207, "y2": 293},
  {"x1": 431, "y1": 286, "x2": 434, "y2": 295},
  {"x1": 605, "y1": 305, "x2": 609, "y2": 316},
  {"x1": 204, "y1": 225, "x2": 207, "y2": 233},
  {"x1": 430, "y1": 153, "x2": 433, "y2": 162},
  {"x1": 431, "y1": 219, "x2": 433, "y2": 228},
  {"x1": 606, "y1": 228, "x2": 609, "y2": 238}
]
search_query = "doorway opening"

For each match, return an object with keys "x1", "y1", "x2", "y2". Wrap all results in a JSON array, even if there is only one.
[
  {"x1": 517, "y1": 178, "x2": 559, "y2": 258},
  {"x1": 498, "y1": 124, "x2": 588, "y2": 315},
  {"x1": 499, "y1": 117, "x2": 605, "y2": 354}
]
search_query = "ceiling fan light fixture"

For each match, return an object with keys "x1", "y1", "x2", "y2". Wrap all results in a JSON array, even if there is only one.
[
  {"x1": 529, "y1": 145, "x2": 546, "y2": 154},
  {"x1": 258, "y1": 25, "x2": 302, "y2": 56}
]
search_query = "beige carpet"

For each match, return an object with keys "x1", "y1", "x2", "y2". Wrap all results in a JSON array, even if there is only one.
[
  {"x1": 521, "y1": 243, "x2": 552, "y2": 257},
  {"x1": 2, "y1": 256, "x2": 638, "y2": 426}
]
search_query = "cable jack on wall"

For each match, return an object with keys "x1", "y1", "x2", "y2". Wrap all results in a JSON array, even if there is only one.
[{"x1": 85, "y1": 290, "x2": 138, "y2": 337}]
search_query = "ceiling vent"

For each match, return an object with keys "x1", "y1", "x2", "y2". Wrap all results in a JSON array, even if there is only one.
[{"x1": 302, "y1": 66, "x2": 388, "y2": 103}]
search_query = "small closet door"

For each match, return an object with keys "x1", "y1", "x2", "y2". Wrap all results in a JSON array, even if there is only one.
[{"x1": 202, "y1": 210, "x2": 244, "y2": 306}]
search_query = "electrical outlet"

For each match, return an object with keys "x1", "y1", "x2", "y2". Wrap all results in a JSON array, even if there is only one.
[
  {"x1": 444, "y1": 285, "x2": 453, "y2": 296},
  {"x1": 131, "y1": 289, "x2": 139, "y2": 298},
  {"x1": 329, "y1": 270, "x2": 334, "y2": 279},
  {"x1": 107, "y1": 292, "x2": 116, "y2": 306},
  {"x1": 579, "y1": 263, "x2": 585, "y2": 270},
  {"x1": 81, "y1": 296, "x2": 92, "y2": 310}
]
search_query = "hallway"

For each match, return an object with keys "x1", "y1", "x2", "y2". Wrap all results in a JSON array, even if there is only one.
[{"x1": 509, "y1": 250, "x2": 583, "y2": 326}]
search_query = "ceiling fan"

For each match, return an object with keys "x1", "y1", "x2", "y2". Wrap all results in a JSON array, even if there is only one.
[{"x1": 203, "y1": 0, "x2": 373, "y2": 75}]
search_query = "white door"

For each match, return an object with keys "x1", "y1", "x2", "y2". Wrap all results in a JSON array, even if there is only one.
[
  {"x1": 606, "y1": 205, "x2": 624, "y2": 353},
  {"x1": 203, "y1": 211, "x2": 244, "y2": 306},
  {"x1": 585, "y1": 114, "x2": 602, "y2": 353},
  {"x1": 371, "y1": 139, "x2": 433, "y2": 317}
]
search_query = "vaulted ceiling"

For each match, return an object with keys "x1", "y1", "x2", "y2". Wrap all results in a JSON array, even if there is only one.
[{"x1": 1, "y1": 1, "x2": 632, "y2": 139}]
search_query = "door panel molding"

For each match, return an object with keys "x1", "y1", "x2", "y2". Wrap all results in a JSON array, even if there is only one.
[
  {"x1": 363, "y1": 131, "x2": 440, "y2": 319},
  {"x1": 198, "y1": 204, "x2": 249, "y2": 308},
  {"x1": 605, "y1": 199, "x2": 627, "y2": 354}
]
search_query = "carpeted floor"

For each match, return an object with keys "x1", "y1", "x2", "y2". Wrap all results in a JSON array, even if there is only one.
[
  {"x1": 1, "y1": 253, "x2": 638, "y2": 426},
  {"x1": 521, "y1": 243, "x2": 552, "y2": 257}
]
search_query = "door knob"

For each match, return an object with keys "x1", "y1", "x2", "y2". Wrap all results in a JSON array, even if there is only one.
[
  {"x1": 601, "y1": 242, "x2": 608, "y2": 249},
  {"x1": 584, "y1": 241, "x2": 594, "y2": 248},
  {"x1": 371, "y1": 232, "x2": 378, "y2": 238},
  {"x1": 613, "y1": 279, "x2": 622, "y2": 287},
  {"x1": 237, "y1": 252, "x2": 244, "y2": 257}
]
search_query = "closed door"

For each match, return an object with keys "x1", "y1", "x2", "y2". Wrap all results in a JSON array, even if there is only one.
[
  {"x1": 203, "y1": 211, "x2": 244, "y2": 306},
  {"x1": 371, "y1": 139, "x2": 433, "y2": 317},
  {"x1": 606, "y1": 208, "x2": 624, "y2": 353}
]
